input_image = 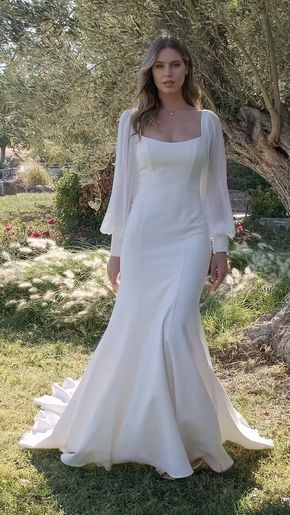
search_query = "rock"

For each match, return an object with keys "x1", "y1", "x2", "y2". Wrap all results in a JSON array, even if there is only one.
[
  {"x1": 0, "y1": 168, "x2": 15, "y2": 180},
  {"x1": 48, "y1": 165, "x2": 63, "y2": 179},
  {"x1": 0, "y1": 180, "x2": 17, "y2": 195},
  {"x1": 244, "y1": 293, "x2": 290, "y2": 367},
  {"x1": 15, "y1": 184, "x2": 27, "y2": 193},
  {"x1": 27, "y1": 184, "x2": 54, "y2": 193},
  {"x1": 258, "y1": 217, "x2": 290, "y2": 229}
]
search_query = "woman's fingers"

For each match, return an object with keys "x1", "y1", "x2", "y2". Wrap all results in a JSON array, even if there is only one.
[
  {"x1": 210, "y1": 253, "x2": 229, "y2": 292},
  {"x1": 211, "y1": 271, "x2": 225, "y2": 291},
  {"x1": 107, "y1": 257, "x2": 121, "y2": 290}
]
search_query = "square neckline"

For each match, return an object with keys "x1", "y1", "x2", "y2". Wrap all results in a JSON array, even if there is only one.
[{"x1": 141, "y1": 109, "x2": 204, "y2": 144}]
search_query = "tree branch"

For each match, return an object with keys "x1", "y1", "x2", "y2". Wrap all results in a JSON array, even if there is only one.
[{"x1": 261, "y1": 0, "x2": 281, "y2": 142}]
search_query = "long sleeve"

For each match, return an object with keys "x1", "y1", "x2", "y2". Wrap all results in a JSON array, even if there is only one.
[
  {"x1": 200, "y1": 111, "x2": 236, "y2": 253},
  {"x1": 99, "y1": 108, "x2": 139, "y2": 257}
]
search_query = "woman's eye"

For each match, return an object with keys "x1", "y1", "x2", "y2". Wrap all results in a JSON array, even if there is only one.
[{"x1": 154, "y1": 63, "x2": 180, "y2": 69}]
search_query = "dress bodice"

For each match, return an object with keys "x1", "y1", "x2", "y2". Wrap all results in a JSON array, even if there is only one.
[
  {"x1": 136, "y1": 135, "x2": 207, "y2": 192},
  {"x1": 100, "y1": 108, "x2": 236, "y2": 256}
]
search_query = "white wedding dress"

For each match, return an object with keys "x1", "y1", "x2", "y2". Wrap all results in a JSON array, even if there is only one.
[{"x1": 19, "y1": 109, "x2": 274, "y2": 478}]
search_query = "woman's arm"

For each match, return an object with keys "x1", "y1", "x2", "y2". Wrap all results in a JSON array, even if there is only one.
[
  {"x1": 200, "y1": 111, "x2": 236, "y2": 254},
  {"x1": 100, "y1": 108, "x2": 139, "y2": 257}
]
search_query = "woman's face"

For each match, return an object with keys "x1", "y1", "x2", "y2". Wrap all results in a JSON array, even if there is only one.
[{"x1": 151, "y1": 47, "x2": 188, "y2": 95}]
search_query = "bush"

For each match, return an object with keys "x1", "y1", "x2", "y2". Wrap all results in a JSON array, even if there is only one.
[
  {"x1": 240, "y1": 215, "x2": 290, "y2": 252},
  {"x1": 249, "y1": 186, "x2": 286, "y2": 218},
  {"x1": 228, "y1": 163, "x2": 269, "y2": 190},
  {"x1": 15, "y1": 161, "x2": 54, "y2": 187},
  {"x1": 55, "y1": 167, "x2": 103, "y2": 241}
]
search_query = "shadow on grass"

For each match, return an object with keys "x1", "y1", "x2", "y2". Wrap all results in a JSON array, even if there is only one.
[
  {"x1": 0, "y1": 324, "x2": 104, "y2": 350},
  {"x1": 13, "y1": 205, "x2": 55, "y2": 224},
  {"x1": 27, "y1": 445, "x2": 280, "y2": 514}
]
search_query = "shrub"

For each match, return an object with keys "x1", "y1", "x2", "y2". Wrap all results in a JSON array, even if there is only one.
[
  {"x1": 55, "y1": 167, "x2": 103, "y2": 241},
  {"x1": 240, "y1": 215, "x2": 290, "y2": 252},
  {"x1": 248, "y1": 186, "x2": 286, "y2": 218},
  {"x1": 15, "y1": 160, "x2": 54, "y2": 187},
  {"x1": 228, "y1": 163, "x2": 269, "y2": 190},
  {"x1": 55, "y1": 168, "x2": 82, "y2": 233}
]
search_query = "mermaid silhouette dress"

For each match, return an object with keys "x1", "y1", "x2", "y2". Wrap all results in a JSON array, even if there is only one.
[{"x1": 19, "y1": 108, "x2": 274, "y2": 478}]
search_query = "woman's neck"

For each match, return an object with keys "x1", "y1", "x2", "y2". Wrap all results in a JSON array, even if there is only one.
[{"x1": 158, "y1": 90, "x2": 194, "y2": 111}]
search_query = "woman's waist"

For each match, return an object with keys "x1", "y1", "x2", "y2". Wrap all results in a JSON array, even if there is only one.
[
  {"x1": 131, "y1": 191, "x2": 207, "y2": 229},
  {"x1": 138, "y1": 171, "x2": 200, "y2": 189},
  {"x1": 135, "y1": 183, "x2": 201, "y2": 203}
]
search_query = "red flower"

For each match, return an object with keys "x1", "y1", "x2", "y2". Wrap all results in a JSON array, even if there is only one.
[
  {"x1": 5, "y1": 224, "x2": 13, "y2": 232},
  {"x1": 236, "y1": 224, "x2": 244, "y2": 234},
  {"x1": 43, "y1": 230, "x2": 50, "y2": 237},
  {"x1": 27, "y1": 229, "x2": 33, "y2": 236},
  {"x1": 48, "y1": 218, "x2": 57, "y2": 225},
  {"x1": 32, "y1": 231, "x2": 41, "y2": 237}
]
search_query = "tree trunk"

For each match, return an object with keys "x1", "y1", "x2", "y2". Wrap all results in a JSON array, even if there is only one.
[
  {"x1": 0, "y1": 145, "x2": 6, "y2": 166},
  {"x1": 223, "y1": 105, "x2": 290, "y2": 215}
]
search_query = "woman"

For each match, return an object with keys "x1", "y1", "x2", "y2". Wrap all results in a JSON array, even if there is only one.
[{"x1": 19, "y1": 33, "x2": 274, "y2": 480}]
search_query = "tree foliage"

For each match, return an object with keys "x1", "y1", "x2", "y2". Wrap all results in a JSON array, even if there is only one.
[{"x1": 0, "y1": 0, "x2": 289, "y2": 209}]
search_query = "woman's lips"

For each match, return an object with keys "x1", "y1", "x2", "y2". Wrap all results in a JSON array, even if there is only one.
[{"x1": 163, "y1": 82, "x2": 175, "y2": 86}]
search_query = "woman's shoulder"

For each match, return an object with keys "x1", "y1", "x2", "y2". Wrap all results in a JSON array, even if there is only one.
[
  {"x1": 119, "y1": 108, "x2": 132, "y2": 121},
  {"x1": 120, "y1": 107, "x2": 135, "y2": 119},
  {"x1": 117, "y1": 109, "x2": 136, "y2": 134},
  {"x1": 202, "y1": 109, "x2": 221, "y2": 123},
  {"x1": 202, "y1": 110, "x2": 222, "y2": 138}
]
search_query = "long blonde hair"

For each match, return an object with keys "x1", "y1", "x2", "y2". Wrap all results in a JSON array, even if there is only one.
[{"x1": 130, "y1": 32, "x2": 202, "y2": 140}]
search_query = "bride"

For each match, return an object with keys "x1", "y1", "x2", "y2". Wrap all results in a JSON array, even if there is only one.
[{"x1": 19, "y1": 32, "x2": 274, "y2": 481}]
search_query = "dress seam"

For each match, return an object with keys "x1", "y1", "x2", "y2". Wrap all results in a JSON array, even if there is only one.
[{"x1": 165, "y1": 243, "x2": 188, "y2": 344}]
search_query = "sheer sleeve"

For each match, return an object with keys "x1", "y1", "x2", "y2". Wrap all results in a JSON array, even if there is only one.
[
  {"x1": 99, "y1": 108, "x2": 139, "y2": 257},
  {"x1": 200, "y1": 111, "x2": 236, "y2": 253}
]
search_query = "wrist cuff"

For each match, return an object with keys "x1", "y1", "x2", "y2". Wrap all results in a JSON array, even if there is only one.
[
  {"x1": 212, "y1": 235, "x2": 229, "y2": 253},
  {"x1": 110, "y1": 233, "x2": 123, "y2": 256}
]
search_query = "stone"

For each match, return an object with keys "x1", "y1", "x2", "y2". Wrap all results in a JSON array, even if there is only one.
[
  {"x1": 0, "y1": 180, "x2": 17, "y2": 195},
  {"x1": 15, "y1": 184, "x2": 27, "y2": 193},
  {"x1": 258, "y1": 217, "x2": 290, "y2": 228},
  {"x1": 244, "y1": 293, "x2": 290, "y2": 367},
  {"x1": 27, "y1": 184, "x2": 54, "y2": 193}
]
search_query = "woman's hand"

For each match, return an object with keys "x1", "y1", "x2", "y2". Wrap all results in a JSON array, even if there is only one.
[
  {"x1": 107, "y1": 255, "x2": 121, "y2": 290},
  {"x1": 208, "y1": 252, "x2": 229, "y2": 292}
]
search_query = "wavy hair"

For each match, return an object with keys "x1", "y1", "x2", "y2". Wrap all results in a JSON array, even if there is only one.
[{"x1": 130, "y1": 32, "x2": 202, "y2": 140}]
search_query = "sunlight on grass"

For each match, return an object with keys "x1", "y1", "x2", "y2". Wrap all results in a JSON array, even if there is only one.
[
  {"x1": 0, "y1": 193, "x2": 55, "y2": 226},
  {"x1": 0, "y1": 237, "x2": 116, "y2": 343}
]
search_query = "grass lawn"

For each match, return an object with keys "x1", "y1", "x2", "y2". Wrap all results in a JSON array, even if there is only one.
[
  {"x1": 0, "y1": 193, "x2": 289, "y2": 514},
  {"x1": 1, "y1": 331, "x2": 289, "y2": 514},
  {"x1": 0, "y1": 193, "x2": 56, "y2": 227}
]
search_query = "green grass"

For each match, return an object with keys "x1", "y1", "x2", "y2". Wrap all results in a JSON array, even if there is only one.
[
  {"x1": 1, "y1": 330, "x2": 289, "y2": 515},
  {"x1": 0, "y1": 192, "x2": 56, "y2": 227},
  {"x1": 0, "y1": 192, "x2": 289, "y2": 514}
]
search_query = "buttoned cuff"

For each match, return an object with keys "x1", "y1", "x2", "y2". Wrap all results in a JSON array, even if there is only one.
[
  {"x1": 212, "y1": 234, "x2": 229, "y2": 253},
  {"x1": 110, "y1": 233, "x2": 123, "y2": 257}
]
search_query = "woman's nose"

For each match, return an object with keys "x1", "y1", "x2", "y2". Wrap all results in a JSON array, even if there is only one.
[{"x1": 163, "y1": 69, "x2": 172, "y2": 77}]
